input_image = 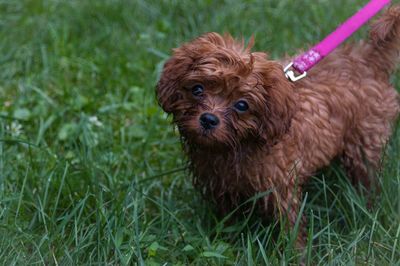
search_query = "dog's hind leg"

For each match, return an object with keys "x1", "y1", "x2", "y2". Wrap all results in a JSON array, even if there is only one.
[
  {"x1": 342, "y1": 105, "x2": 398, "y2": 192},
  {"x1": 341, "y1": 142, "x2": 375, "y2": 190}
]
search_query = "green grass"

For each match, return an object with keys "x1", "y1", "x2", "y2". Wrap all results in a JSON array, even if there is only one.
[{"x1": 0, "y1": 0, "x2": 399, "y2": 264}]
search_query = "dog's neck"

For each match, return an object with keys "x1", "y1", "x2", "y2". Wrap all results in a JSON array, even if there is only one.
[{"x1": 183, "y1": 139, "x2": 270, "y2": 214}]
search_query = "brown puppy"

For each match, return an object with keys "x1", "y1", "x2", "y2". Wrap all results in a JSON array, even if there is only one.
[{"x1": 156, "y1": 6, "x2": 400, "y2": 245}]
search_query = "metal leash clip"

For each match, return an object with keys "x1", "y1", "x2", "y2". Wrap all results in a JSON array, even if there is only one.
[{"x1": 283, "y1": 62, "x2": 307, "y2": 82}]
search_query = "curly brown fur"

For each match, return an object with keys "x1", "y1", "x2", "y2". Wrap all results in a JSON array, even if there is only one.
[{"x1": 156, "y1": 6, "x2": 400, "y2": 246}]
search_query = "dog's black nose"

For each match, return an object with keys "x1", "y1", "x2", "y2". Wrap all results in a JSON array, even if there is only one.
[{"x1": 200, "y1": 113, "x2": 219, "y2": 129}]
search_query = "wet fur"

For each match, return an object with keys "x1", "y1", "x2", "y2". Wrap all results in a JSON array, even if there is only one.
[{"x1": 156, "y1": 6, "x2": 400, "y2": 246}]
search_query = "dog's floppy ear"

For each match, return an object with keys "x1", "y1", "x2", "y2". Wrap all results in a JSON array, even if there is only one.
[
  {"x1": 157, "y1": 47, "x2": 197, "y2": 113},
  {"x1": 252, "y1": 53, "x2": 296, "y2": 143},
  {"x1": 156, "y1": 56, "x2": 186, "y2": 113}
]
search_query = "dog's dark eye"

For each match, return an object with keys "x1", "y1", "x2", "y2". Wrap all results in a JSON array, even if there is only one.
[
  {"x1": 191, "y1": 84, "x2": 204, "y2": 96},
  {"x1": 234, "y1": 100, "x2": 249, "y2": 112}
]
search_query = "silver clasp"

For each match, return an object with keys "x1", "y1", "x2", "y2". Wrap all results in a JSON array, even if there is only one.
[{"x1": 284, "y1": 62, "x2": 307, "y2": 82}]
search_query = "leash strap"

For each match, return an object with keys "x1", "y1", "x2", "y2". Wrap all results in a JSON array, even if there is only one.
[{"x1": 284, "y1": 0, "x2": 391, "y2": 82}]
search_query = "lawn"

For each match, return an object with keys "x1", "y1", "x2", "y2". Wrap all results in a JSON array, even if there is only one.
[{"x1": 0, "y1": 0, "x2": 399, "y2": 265}]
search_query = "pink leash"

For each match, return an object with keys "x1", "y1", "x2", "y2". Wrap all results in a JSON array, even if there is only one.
[{"x1": 284, "y1": 0, "x2": 392, "y2": 82}]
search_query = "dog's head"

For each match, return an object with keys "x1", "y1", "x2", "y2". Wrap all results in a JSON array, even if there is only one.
[{"x1": 157, "y1": 32, "x2": 295, "y2": 148}]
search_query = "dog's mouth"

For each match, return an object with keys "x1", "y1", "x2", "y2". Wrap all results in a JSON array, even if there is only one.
[
  {"x1": 195, "y1": 123, "x2": 239, "y2": 148},
  {"x1": 194, "y1": 128, "x2": 219, "y2": 144},
  {"x1": 179, "y1": 125, "x2": 223, "y2": 146}
]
